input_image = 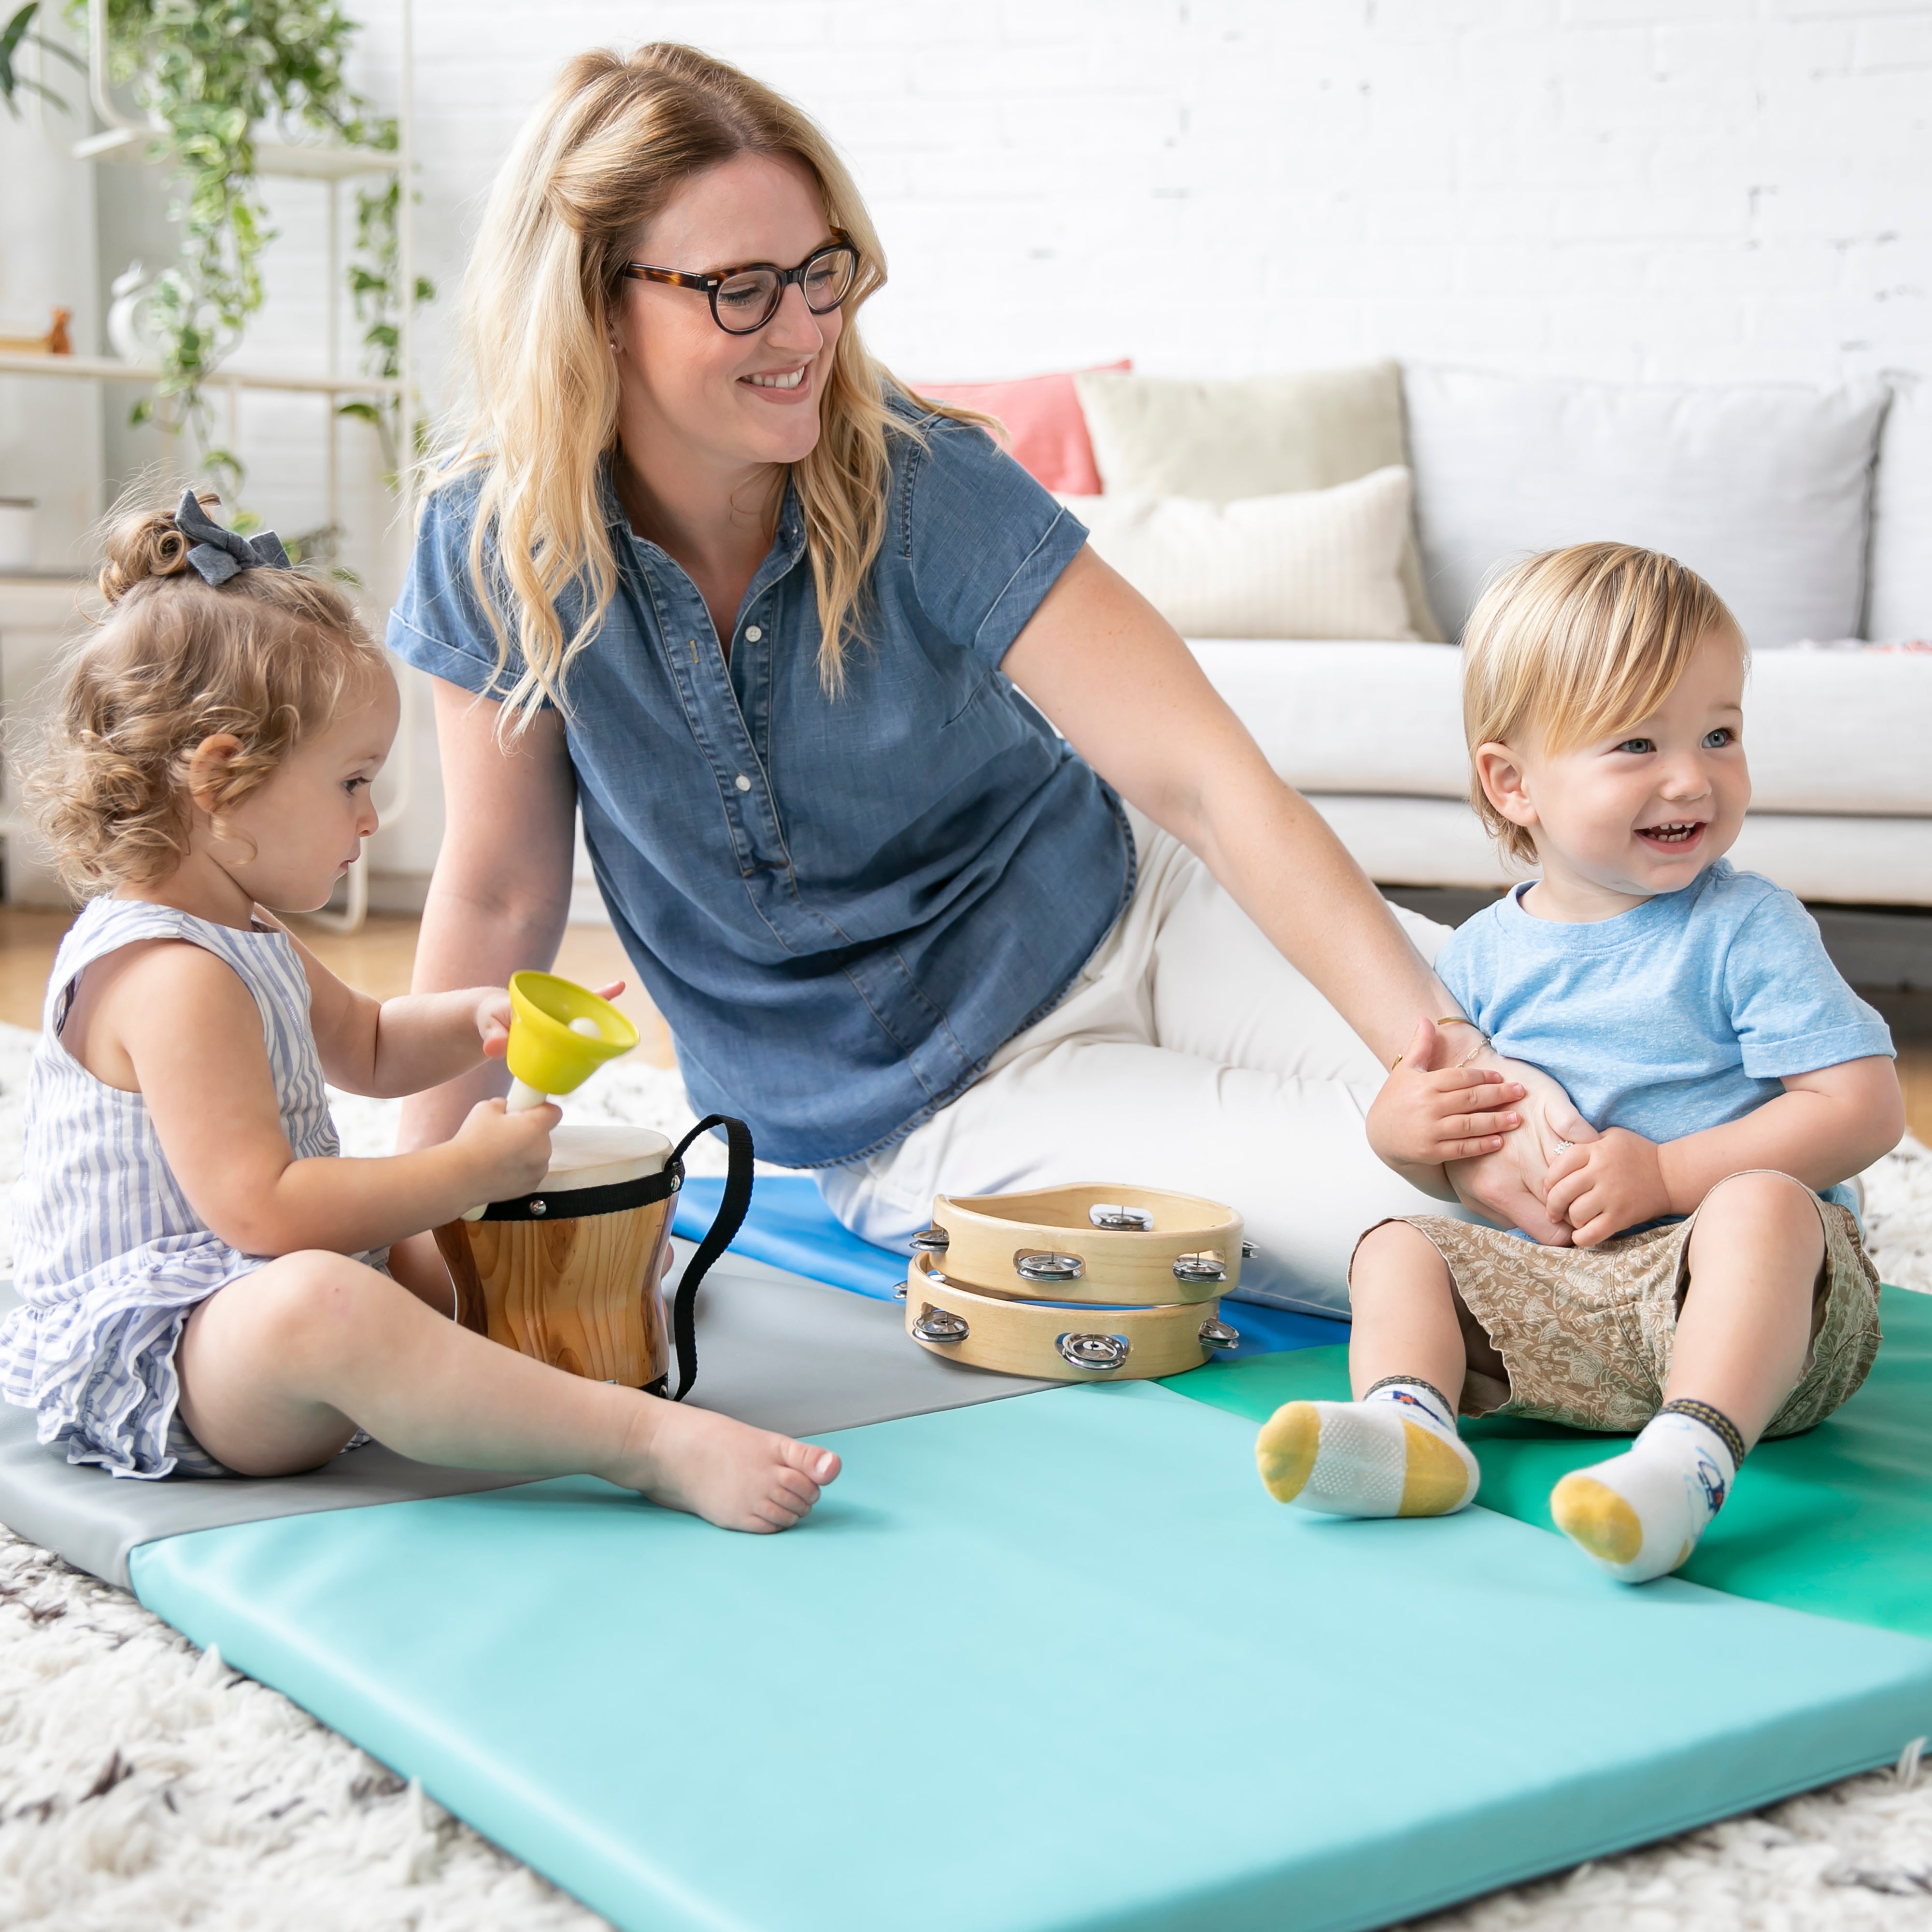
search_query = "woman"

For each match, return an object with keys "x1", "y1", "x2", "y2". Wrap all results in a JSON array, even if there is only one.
[{"x1": 390, "y1": 43, "x2": 1586, "y2": 1316}]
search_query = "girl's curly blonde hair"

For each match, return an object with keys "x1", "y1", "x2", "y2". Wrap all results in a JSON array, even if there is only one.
[{"x1": 21, "y1": 491, "x2": 390, "y2": 897}]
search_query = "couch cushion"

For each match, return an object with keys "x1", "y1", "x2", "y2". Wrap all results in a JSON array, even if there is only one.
[
  {"x1": 1403, "y1": 367, "x2": 1888, "y2": 648},
  {"x1": 1870, "y1": 379, "x2": 1932, "y2": 644},
  {"x1": 913, "y1": 361, "x2": 1129, "y2": 496},
  {"x1": 1188, "y1": 639, "x2": 1932, "y2": 816},
  {"x1": 1073, "y1": 362, "x2": 1443, "y2": 640},
  {"x1": 1065, "y1": 470, "x2": 1416, "y2": 640},
  {"x1": 1302, "y1": 795, "x2": 1932, "y2": 907}
]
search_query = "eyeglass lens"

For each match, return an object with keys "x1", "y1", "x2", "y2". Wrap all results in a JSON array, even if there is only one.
[{"x1": 714, "y1": 247, "x2": 856, "y2": 332}]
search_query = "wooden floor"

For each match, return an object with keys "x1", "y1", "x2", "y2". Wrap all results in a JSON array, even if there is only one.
[{"x1": 0, "y1": 907, "x2": 1927, "y2": 1141}]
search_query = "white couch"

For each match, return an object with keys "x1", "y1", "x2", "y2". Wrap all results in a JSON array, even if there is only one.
[{"x1": 1167, "y1": 369, "x2": 1932, "y2": 908}]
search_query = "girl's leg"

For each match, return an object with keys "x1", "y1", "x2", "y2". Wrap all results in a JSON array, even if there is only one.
[
  {"x1": 176, "y1": 1253, "x2": 838, "y2": 1534},
  {"x1": 1256, "y1": 1221, "x2": 1480, "y2": 1518},
  {"x1": 1551, "y1": 1171, "x2": 1823, "y2": 1583}
]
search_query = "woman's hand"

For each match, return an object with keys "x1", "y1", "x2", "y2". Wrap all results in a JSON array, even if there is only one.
[
  {"x1": 477, "y1": 980, "x2": 625, "y2": 1061},
  {"x1": 1367, "y1": 1019, "x2": 1525, "y2": 1174},
  {"x1": 1543, "y1": 1128, "x2": 1668, "y2": 1248},
  {"x1": 1445, "y1": 1055, "x2": 1600, "y2": 1244}
]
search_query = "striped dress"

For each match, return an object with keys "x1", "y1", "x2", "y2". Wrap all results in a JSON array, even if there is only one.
[{"x1": 0, "y1": 897, "x2": 384, "y2": 1479}]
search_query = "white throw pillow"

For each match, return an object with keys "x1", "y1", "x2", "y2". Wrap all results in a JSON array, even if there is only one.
[
  {"x1": 1870, "y1": 378, "x2": 1932, "y2": 643},
  {"x1": 1063, "y1": 468, "x2": 1419, "y2": 642},
  {"x1": 1074, "y1": 363, "x2": 1442, "y2": 640},
  {"x1": 1403, "y1": 366, "x2": 1889, "y2": 647}
]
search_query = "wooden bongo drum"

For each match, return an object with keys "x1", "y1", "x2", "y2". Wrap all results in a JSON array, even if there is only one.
[{"x1": 433, "y1": 1114, "x2": 753, "y2": 1401}]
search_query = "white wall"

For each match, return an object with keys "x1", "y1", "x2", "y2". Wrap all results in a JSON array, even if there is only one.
[
  {"x1": 30, "y1": 0, "x2": 1932, "y2": 892},
  {"x1": 352, "y1": 0, "x2": 1932, "y2": 400}
]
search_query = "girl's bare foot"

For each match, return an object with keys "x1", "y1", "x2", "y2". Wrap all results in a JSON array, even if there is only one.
[{"x1": 609, "y1": 1396, "x2": 840, "y2": 1533}]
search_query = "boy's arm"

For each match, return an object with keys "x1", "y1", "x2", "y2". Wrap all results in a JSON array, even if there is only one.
[
  {"x1": 1657, "y1": 1057, "x2": 1904, "y2": 1206},
  {"x1": 1545, "y1": 1056, "x2": 1904, "y2": 1248}
]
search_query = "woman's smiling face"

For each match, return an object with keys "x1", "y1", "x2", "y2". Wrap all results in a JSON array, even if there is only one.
[{"x1": 611, "y1": 151, "x2": 845, "y2": 476}]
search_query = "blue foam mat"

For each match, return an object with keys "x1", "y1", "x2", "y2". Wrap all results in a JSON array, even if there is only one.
[
  {"x1": 677, "y1": 1175, "x2": 1347, "y2": 1355},
  {"x1": 131, "y1": 1382, "x2": 1932, "y2": 1932}
]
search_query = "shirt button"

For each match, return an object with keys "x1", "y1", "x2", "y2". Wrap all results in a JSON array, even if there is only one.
[
  {"x1": 744, "y1": 624, "x2": 763, "y2": 642},
  {"x1": 734, "y1": 773, "x2": 752, "y2": 792}
]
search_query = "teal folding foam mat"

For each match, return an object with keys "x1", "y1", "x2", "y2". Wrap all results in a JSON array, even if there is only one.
[
  {"x1": 677, "y1": 1174, "x2": 1349, "y2": 1356},
  {"x1": 131, "y1": 1381, "x2": 1932, "y2": 1932}
]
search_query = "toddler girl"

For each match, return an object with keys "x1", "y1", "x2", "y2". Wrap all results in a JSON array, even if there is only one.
[
  {"x1": 1257, "y1": 542, "x2": 1902, "y2": 1581},
  {"x1": 0, "y1": 491, "x2": 837, "y2": 1533}
]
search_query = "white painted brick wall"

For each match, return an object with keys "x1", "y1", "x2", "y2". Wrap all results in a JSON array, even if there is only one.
[{"x1": 42, "y1": 0, "x2": 1932, "y2": 885}]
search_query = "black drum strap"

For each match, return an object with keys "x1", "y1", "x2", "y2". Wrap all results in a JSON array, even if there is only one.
[{"x1": 663, "y1": 1114, "x2": 754, "y2": 1402}]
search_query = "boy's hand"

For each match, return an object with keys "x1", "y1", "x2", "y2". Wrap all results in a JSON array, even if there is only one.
[
  {"x1": 477, "y1": 979, "x2": 626, "y2": 1061},
  {"x1": 452, "y1": 1096, "x2": 561, "y2": 1202},
  {"x1": 1543, "y1": 1128, "x2": 1668, "y2": 1248},
  {"x1": 1367, "y1": 1018, "x2": 1526, "y2": 1168}
]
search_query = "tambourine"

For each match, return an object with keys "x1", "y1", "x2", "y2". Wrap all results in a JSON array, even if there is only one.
[
  {"x1": 900, "y1": 1252, "x2": 1241, "y2": 1381},
  {"x1": 910, "y1": 1183, "x2": 1249, "y2": 1306}
]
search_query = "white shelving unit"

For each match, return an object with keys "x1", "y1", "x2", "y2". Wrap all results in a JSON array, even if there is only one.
[{"x1": 0, "y1": 0, "x2": 420, "y2": 930}]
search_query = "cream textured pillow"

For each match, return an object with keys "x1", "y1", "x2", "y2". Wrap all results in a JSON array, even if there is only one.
[
  {"x1": 1063, "y1": 467, "x2": 1419, "y2": 641},
  {"x1": 1073, "y1": 362, "x2": 1443, "y2": 640}
]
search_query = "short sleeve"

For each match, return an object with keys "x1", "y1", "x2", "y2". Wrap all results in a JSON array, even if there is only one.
[
  {"x1": 1723, "y1": 889, "x2": 1894, "y2": 1077},
  {"x1": 385, "y1": 476, "x2": 527, "y2": 701},
  {"x1": 904, "y1": 415, "x2": 1090, "y2": 667}
]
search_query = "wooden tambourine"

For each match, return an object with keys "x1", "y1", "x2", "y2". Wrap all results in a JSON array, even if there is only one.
[
  {"x1": 912, "y1": 1183, "x2": 1249, "y2": 1306},
  {"x1": 901, "y1": 1252, "x2": 1241, "y2": 1381},
  {"x1": 433, "y1": 1114, "x2": 752, "y2": 1401}
]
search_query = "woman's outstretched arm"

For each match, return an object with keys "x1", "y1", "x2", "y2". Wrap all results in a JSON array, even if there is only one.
[
  {"x1": 1001, "y1": 545, "x2": 1591, "y2": 1241},
  {"x1": 396, "y1": 678, "x2": 579, "y2": 1153}
]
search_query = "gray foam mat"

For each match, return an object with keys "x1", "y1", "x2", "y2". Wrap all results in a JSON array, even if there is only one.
[{"x1": 0, "y1": 1261, "x2": 1051, "y2": 1588}]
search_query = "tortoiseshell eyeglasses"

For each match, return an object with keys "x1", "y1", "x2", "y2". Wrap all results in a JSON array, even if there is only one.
[{"x1": 620, "y1": 236, "x2": 858, "y2": 335}]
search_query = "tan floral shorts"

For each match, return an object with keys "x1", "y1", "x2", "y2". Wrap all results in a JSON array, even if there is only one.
[{"x1": 1379, "y1": 1178, "x2": 1882, "y2": 1438}]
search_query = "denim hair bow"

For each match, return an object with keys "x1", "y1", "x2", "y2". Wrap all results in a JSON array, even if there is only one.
[{"x1": 173, "y1": 489, "x2": 291, "y2": 586}]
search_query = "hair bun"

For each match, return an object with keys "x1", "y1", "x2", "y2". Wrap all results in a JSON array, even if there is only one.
[{"x1": 96, "y1": 493, "x2": 221, "y2": 605}]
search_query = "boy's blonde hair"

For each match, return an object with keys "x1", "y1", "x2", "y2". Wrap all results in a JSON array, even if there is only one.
[
  {"x1": 21, "y1": 490, "x2": 390, "y2": 897},
  {"x1": 1462, "y1": 542, "x2": 1744, "y2": 866}
]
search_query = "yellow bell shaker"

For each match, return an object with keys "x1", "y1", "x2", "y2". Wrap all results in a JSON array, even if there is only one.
[{"x1": 503, "y1": 970, "x2": 639, "y2": 1111}]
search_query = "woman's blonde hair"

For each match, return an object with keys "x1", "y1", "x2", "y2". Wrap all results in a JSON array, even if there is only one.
[
  {"x1": 438, "y1": 42, "x2": 977, "y2": 724},
  {"x1": 1462, "y1": 542, "x2": 1743, "y2": 866},
  {"x1": 21, "y1": 491, "x2": 389, "y2": 897}
]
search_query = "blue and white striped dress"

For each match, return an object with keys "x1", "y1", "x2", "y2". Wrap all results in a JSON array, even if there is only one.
[{"x1": 0, "y1": 897, "x2": 384, "y2": 1479}]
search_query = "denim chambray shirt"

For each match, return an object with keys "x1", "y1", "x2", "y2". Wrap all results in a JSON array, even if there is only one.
[{"x1": 387, "y1": 408, "x2": 1134, "y2": 1169}]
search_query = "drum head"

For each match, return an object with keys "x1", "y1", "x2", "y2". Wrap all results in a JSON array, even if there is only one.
[{"x1": 540, "y1": 1124, "x2": 672, "y2": 1196}]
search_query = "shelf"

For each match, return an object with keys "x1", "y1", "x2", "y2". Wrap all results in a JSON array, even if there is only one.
[
  {"x1": 73, "y1": 126, "x2": 398, "y2": 181},
  {"x1": 0, "y1": 352, "x2": 402, "y2": 398}
]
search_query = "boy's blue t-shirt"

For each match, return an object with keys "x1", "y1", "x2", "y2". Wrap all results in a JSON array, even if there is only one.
[{"x1": 1434, "y1": 860, "x2": 1893, "y2": 1216}]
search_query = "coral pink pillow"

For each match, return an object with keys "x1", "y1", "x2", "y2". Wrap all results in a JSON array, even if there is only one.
[{"x1": 913, "y1": 361, "x2": 1130, "y2": 496}]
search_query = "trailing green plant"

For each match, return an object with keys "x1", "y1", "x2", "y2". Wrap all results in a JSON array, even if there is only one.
[
  {"x1": 68, "y1": 0, "x2": 428, "y2": 497},
  {"x1": 0, "y1": 2, "x2": 85, "y2": 117}
]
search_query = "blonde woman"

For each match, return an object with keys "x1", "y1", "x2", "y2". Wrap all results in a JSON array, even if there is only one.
[{"x1": 392, "y1": 43, "x2": 1590, "y2": 1317}]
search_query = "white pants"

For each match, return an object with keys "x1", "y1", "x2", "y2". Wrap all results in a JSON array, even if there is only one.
[{"x1": 820, "y1": 814, "x2": 1471, "y2": 1317}]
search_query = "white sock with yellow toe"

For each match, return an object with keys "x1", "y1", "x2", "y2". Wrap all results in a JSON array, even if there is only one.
[
  {"x1": 1550, "y1": 1400, "x2": 1743, "y2": 1584},
  {"x1": 1256, "y1": 1377, "x2": 1479, "y2": 1518}
]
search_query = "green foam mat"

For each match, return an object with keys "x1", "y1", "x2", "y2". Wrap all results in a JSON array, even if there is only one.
[
  {"x1": 1164, "y1": 1284, "x2": 1932, "y2": 1642},
  {"x1": 130, "y1": 1382, "x2": 1932, "y2": 1932}
]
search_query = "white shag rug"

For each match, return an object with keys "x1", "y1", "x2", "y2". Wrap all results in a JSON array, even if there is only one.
[{"x1": 2, "y1": 1019, "x2": 1932, "y2": 1930}]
